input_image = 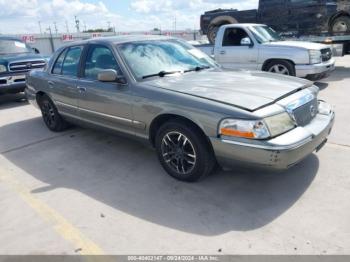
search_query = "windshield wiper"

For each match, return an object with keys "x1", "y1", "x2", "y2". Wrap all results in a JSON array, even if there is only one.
[
  {"x1": 184, "y1": 66, "x2": 210, "y2": 73},
  {"x1": 142, "y1": 70, "x2": 182, "y2": 79}
]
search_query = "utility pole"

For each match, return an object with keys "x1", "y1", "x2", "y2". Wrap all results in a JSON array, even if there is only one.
[
  {"x1": 75, "y1": 16, "x2": 80, "y2": 33},
  {"x1": 107, "y1": 21, "x2": 111, "y2": 31},
  {"x1": 83, "y1": 21, "x2": 87, "y2": 32},
  {"x1": 65, "y1": 20, "x2": 69, "y2": 33},
  {"x1": 53, "y1": 22, "x2": 58, "y2": 35},
  {"x1": 38, "y1": 21, "x2": 42, "y2": 34},
  {"x1": 47, "y1": 26, "x2": 55, "y2": 53}
]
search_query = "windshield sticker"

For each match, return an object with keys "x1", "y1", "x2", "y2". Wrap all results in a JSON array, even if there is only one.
[{"x1": 14, "y1": 41, "x2": 26, "y2": 48}]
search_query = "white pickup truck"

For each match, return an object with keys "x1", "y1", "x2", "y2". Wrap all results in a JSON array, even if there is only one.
[{"x1": 195, "y1": 24, "x2": 336, "y2": 80}]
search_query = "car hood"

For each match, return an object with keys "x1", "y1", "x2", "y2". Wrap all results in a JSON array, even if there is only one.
[
  {"x1": 0, "y1": 53, "x2": 46, "y2": 64},
  {"x1": 144, "y1": 69, "x2": 313, "y2": 111},
  {"x1": 266, "y1": 41, "x2": 327, "y2": 50}
]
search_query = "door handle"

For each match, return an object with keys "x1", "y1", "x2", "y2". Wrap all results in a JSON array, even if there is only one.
[
  {"x1": 220, "y1": 50, "x2": 226, "y2": 55},
  {"x1": 77, "y1": 86, "x2": 87, "y2": 93},
  {"x1": 48, "y1": 81, "x2": 54, "y2": 88}
]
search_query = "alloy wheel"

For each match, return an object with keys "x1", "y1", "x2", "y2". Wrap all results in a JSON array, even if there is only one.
[
  {"x1": 161, "y1": 131, "x2": 197, "y2": 175},
  {"x1": 268, "y1": 64, "x2": 290, "y2": 75},
  {"x1": 41, "y1": 101, "x2": 56, "y2": 128}
]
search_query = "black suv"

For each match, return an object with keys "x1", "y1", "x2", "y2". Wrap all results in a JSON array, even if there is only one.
[
  {"x1": 0, "y1": 37, "x2": 47, "y2": 94},
  {"x1": 201, "y1": 0, "x2": 350, "y2": 43}
]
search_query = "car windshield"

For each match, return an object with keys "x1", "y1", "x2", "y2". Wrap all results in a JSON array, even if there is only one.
[
  {"x1": 0, "y1": 39, "x2": 33, "y2": 55},
  {"x1": 250, "y1": 26, "x2": 282, "y2": 44},
  {"x1": 118, "y1": 39, "x2": 218, "y2": 80}
]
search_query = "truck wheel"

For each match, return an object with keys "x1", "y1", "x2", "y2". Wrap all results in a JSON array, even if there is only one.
[
  {"x1": 38, "y1": 94, "x2": 69, "y2": 132},
  {"x1": 331, "y1": 16, "x2": 350, "y2": 33},
  {"x1": 155, "y1": 120, "x2": 216, "y2": 182},
  {"x1": 207, "y1": 25, "x2": 219, "y2": 44},
  {"x1": 265, "y1": 60, "x2": 295, "y2": 76}
]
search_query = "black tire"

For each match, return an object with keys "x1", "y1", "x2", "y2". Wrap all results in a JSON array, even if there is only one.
[
  {"x1": 38, "y1": 94, "x2": 69, "y2": 132},
  {"x1": 155, "y1": 120, "x2": 216, "y2": 182},
  {"x1": 207, "y1": 24, "x2": 219, "y2": 44},
  {"x1": 331, "y1": 16, "x2": 350, "y2": 33},
  {"x1": 265, "y1": 60, "x2": 296, "y2": 76}
]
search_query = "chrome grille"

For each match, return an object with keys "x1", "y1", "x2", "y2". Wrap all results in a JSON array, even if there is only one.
[
  {"x1": 293, "y1": 98, "x2": 318, "y2": 126},
  {"x1": 321, "y1": 48, "x2": 332, "y2": 62},
  {"x1": 9, "y1": 60, "x2": 46, "y2": 72}
]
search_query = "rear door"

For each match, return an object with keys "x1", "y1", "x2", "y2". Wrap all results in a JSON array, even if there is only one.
[
  {"x1": 49, "y1": 46, "x2": 83, "y2": 117},
  {"x1": 215, "y1": 27, "x2": 258, "y2": 70},
  {"x1": 76, "y1": 44, "x2": 134, "y2": 134}
]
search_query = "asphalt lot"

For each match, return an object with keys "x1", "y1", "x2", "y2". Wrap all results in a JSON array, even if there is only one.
[{"x1": 0, "y1": 57, "x2": 349, "y2": 255}]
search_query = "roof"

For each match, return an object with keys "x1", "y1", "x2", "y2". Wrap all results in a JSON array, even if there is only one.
[
  {"x1": 71, "y1": 35, "x2": 174, "y2": 46},
  {"x1": 0, "y1": 36, "x2": 22, "y2": 41},
  {"x1": 221, "y1": 23, "x2": 266, "y2": 28}
]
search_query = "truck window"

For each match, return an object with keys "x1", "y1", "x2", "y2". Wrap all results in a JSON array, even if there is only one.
[{"x1": 222, "y1": 28, "x2": 250, "y2": 47}]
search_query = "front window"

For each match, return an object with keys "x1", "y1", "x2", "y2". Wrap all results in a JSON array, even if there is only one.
[
  {"x1": 118, "y1": 39, "x2": 217, "y2": 80},
  {"x1": 249, "y1": 26, "x2": 282, "y2": 44},
  {"x1": 0, "y1": 39, "x2": 33, "y2": 55}
]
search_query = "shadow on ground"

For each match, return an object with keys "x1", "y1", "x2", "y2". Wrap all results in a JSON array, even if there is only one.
[
  {"x1": 0, "y1": 93, "x2": 28, "y2": 110},
  {"x1": 1, "y1": 117, "x2": 319, "y2": 236}
]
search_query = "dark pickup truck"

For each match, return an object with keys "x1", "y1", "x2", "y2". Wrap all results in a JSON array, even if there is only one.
[
  {"x1": 201, "y1": 0, "x2": 350, "y2": 43},
  {"x1": 0, "y1": 36, "x2": 47, "y2": 95}
]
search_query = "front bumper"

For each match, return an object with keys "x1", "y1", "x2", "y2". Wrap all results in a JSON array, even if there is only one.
[
  {"x1": 0, "y1": 73, "x2": 26, "y2": 94},
  {"x1": 211, "y1": 106, "x2": 335, "y2": 170},
  {"x1": 295, "y1": 58, "x2": 335, "y2": 80}
]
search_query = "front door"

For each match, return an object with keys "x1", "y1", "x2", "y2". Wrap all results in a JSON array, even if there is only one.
[
  {"x1": 215, "y1": 27, "x2": 258, "y2": 70},
  {"x1": 77, "y1": 44, "x2": 134, "y2": 134},
  {"x1": 288, "y1": 0, "x2": 327, "y2": 34},
  {"x1": 48, "y1": 46, "x2": 83, "y2": 117},
  {"x1": 259, "y1": 0, "x2": 290, "y2": 31}
]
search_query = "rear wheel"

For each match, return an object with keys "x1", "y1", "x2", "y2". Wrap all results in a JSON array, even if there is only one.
[
  {"x1": 207, "y1": 25, "x2": 219, "y2": 44},
  {"x1": 38, "y1": 94, "x2": 69, "y2": 132},
  {"x1": 331, "y1": 16, "x2": 350, "y2": 33},
  {"x1": 265, "y1": 60, "x2": 295, "y2": 76},
  {"x1": 155, "y1": 120, "x2": 216, "y2": 182}
]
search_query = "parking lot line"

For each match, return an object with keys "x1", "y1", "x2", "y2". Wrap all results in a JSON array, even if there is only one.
[{"x1": 0, "y1": 163, "x2": 105, "y2": 255}]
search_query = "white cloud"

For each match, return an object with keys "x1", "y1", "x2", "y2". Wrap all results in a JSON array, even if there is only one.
[{"x1": 0, "y1": 0, "x2": 259, "y2": 34}]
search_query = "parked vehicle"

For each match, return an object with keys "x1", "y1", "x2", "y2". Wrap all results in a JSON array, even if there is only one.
[
  {"x1": 0, "y1": 36, "x2": 47, "y2": 95},
  {"x1": 195, "y1": 24, "x2": 335, "y2": 80},
  {"x1": 200, "y1": 0, "x2": 350, "y2": 53},
  {"x1": 26, "y1": 36, "x2": 334, "y2": 182}
]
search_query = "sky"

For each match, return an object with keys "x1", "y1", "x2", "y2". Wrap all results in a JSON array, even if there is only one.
[{"x1": 0, "y1": 0, "x2": 258, "y2": 34}]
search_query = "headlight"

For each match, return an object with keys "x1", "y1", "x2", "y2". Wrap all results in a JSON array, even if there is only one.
[
  {"x1": 0, "y1": 64, "x2": 7, "y2": 73},
  {"x1": 264, "y1": 112, "x2": 295, "y2": 137},
  {"x1": 309, "y1": 50, "x2": 322, "y2": 64},
  {"x1": 219, "y1": 113, "x2": 295, "y2": 140},
  {"x1": 219, "y1": 119, "x2": 270, "y2": 139}
]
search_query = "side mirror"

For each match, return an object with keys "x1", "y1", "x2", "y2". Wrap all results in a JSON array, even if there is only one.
[
  {"x1": 240, "y1": 37, "x2": 253, "y2": 47},
  {"x1": 97, "y1": 69, "x2": 126, "y2": 84},
  {"x1": 33, "y1": 48, "x2": 40, "y2": 54}
]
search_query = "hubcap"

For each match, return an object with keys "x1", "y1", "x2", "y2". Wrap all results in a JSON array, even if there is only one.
[
  {"x1": 268, "y1": 64, "x2": 290, "y2": 75},
  {"x1": 41, "y1": 101, "x2": 56, "y2": 128},
  {"x1": 333, "y1": 21, "x2": 348, "y2": 33},
  {"x1": 161, "y1": 131, "x2": 197, "y2": 175}
]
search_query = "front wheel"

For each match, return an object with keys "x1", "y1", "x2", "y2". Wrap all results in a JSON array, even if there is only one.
[
  {"x1": 331, "y1": 16, "x2": 350, "y2": 33},
  {"x1": 38, "y1": 94, "x2": 69, "y2": 132},
  {"x1": 155, "y1": 121, "x2": 216, "y2": 182},
  {"x1": 265, "y1": 60, "x2": 295, "y2": 76}
]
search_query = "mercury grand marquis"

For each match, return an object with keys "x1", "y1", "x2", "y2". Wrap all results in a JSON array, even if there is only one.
[{"x1": 25, "y1": 36, "x2": 335, "y2": 182}]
